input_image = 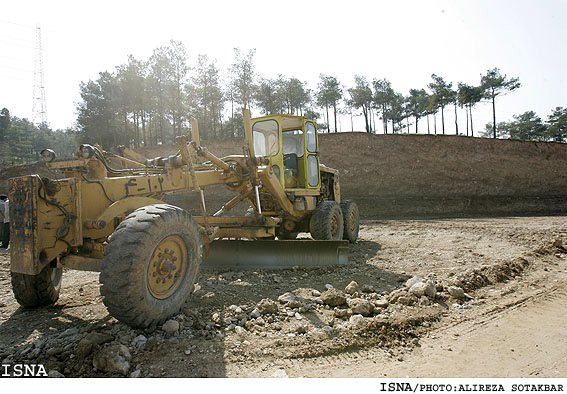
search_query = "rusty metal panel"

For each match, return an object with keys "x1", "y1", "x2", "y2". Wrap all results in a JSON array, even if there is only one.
[{"x1": 9, "y1": 176, "x2": 40, "y2": 275}]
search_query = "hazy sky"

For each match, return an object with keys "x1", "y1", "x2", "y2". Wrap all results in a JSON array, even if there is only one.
[{"x1": 1, "y1": 0, "x2": 566, "y2": 134}]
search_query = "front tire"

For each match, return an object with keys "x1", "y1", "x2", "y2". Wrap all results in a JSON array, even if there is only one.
[
  {"x1": 11, "y1": 264, "x2": 62, "y2": 307},
  {"x1": 100, "y1": 204, "x2": 202, "y2": 328},
  {"x1": 309, "y1": 201, "x2": 344, "y2": 240}
]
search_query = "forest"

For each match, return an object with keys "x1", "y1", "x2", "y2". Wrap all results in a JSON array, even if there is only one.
[{"x1": 1, "y1": 40, "x2": 566, "y2": 166}]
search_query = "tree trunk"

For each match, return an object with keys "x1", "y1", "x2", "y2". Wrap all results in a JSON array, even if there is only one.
[
  {"x1": 465, "y1": 105, "x2": 469, "y2": 137},
  {"x1": 434, "y1": 113, "x2": 437, "y2": 134},
  {"x1": 470, "y1": 105, "x2": 474, "y2": 137},
  {"x1": 426, "y1": 114, "x2": 430, "y2": 134},
  {"x1": 415, "y1": 116, "x2": 419, "y2": 133},
  {"x1": 491, "y1": 89, "x2": 497, "y2": 138},
  {"x1": 333, "y1": 103, "x2": 338, "y2": 133},
  {"x1": 325, "y1": 105, "x2": 330, "y2": 133},
  {"x1": 441, "y1": 106, "x2": 445, "y2": 134},
  {"x1": 454, "y1": 103, "x2": 459, "y2": 135}
]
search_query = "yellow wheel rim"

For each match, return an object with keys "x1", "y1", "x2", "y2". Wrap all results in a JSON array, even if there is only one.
[{"x1": 147, "y1": 235, "x2": 188, "y2": 299}]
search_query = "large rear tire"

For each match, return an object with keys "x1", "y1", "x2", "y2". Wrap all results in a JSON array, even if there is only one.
[
  {"x1": 11, "y1": 265, "x2": 62, "y2": 307},
  {"x1": 100, "y1": 204, "x2": 202, "y2": 328},
  {"x1": 309, "y1": 201, "x2": 344, "y2": 240},
  {"x1": 340, "y1": 200, "x2": 360, "y2": 243}
]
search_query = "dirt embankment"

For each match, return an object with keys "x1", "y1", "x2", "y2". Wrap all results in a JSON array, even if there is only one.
[
  {"x1": 1, "y1": 134, "x2": 566, "y2": 218},
  {"x1": 318, "y1": 133, "x2": 567, "y2": 218}
]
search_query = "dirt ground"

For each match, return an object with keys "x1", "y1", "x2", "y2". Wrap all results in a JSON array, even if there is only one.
[{"x1": 1, "y1": 216, "x2": 566, "y2": 378}]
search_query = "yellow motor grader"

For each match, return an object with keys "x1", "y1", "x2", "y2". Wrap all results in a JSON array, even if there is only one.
[{"x1": 8, "y1": 109, "x2": 359, "y2": 328}]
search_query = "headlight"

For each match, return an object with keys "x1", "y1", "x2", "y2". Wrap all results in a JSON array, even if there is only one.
[
  {"x1": 40, "y1": 149, "x2": 56, "y2": 162},
  {"x1": 79, "y1": 144, "x2": 95, "y2": 159}
]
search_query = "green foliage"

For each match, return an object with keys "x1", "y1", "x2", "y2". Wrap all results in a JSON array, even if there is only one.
[
  {"x1": 428, "y1": 74, "x2": 453, "y2": 134},
  {"x1": 0, "y1": 111, "x2": 76, "y2": 166},
  {"x1": 546, "y1": 107, "x2": 567, "y2": 142},
  {"x1": 508, "y1": 111, "x2": 547, "y2": 141},
  {"x1": 189, "y1": 54, "x2": 224, "y2": 140},
  {"x1": 230, "y1": 48, "x2": 256, "y2": 111},
  {"x1": 348, "y1": 76, "x2": 373, "y2": 133},
  {"x1": 480, "y1": 68, "x2": 521, "y2": 138}
]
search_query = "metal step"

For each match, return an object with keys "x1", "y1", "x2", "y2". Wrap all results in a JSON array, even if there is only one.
[{"x1": 201, "y1": 239, "x2": 349, "y2": 270}]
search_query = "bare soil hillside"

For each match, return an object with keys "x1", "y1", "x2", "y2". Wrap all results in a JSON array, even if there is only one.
[{"x1": 1, "y1": 134, "x2": 566, "y2": 218}]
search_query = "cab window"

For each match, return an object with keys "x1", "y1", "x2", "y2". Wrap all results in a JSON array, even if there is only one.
[
  {"x1": 253, "y1": 119, "x2": 279, "y2": 157},
  {"x1": 305, "y1": 122, "x2": 317, "y2": 153}
]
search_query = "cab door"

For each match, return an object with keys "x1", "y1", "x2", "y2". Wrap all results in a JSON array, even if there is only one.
[{"x1": 303, "y1": 120, "x2": 320, "y2": 189}]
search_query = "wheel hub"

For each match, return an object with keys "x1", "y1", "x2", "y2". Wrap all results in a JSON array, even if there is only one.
[{"x1": 147, "y1": 235, "x2": 187, "y2": 299}]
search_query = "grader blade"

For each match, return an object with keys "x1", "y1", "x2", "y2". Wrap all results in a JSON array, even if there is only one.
[{"x1": 202, "y1": 240, "x2": 349, "y2": 270}]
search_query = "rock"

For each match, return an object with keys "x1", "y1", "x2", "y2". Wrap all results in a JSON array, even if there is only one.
[
  {"x1": 321, "y1": 288, "x2": 347, "y2": 307},
  {"x1": 255, "y1": 317, "x2": 265, "y2": 326},
  {"x1": 324, "y1": 284, "x2": 333, "y2": 290},
  {"x1": 93, "y1": 344, "x2": 132, "y2": 376},
  {"x1": 130, "y1": 369, "x2": 142, "y2": 378},
  {"x1": 447, "y1": 286, "x2": 467, "y2": 300},
  {"x1": 310, "y1": 328, "x2": 328, "y2": 341},
  {"x1": 48, "y1": 370, "x2": 65, "y2": 378},
  {"x1": 84, "y1": 332, "x2": 115, "y2": 345},
  {"x1": 75, "y1": 331, "x2": 115, "y2": 358},
  {"x1": 250, "y1": 308, "x2": 261, "y2": 318},
  {"x1": 271, "y1": 369, "x2": 288, "y2": 378},
  {"x1": 76, "y1": 340, "x2": 94, "y2": 359},
  {"x1": 145, "y1": 337, "x2": 158, "y2": 351},
  {"x1": 256, "y1": 298, "x2": 279, "y2": 314},
  {"x1": 360, "y1": 284, "x2": 377, "y2": 293},
  {"x1": 374, "y1": 298, "x2": 390, "y2": 308},
  {"x1": 161, "y1": 320, "x2": 180, "y2": 335},
  {"x1": 234, "y1": 326, "x2": 247, "y2": 336},
  {"x1": 405, "y1": 276, "x2": 423, "y2": 289},
  {"x1": 182, "y1": 308, "x2": 198, "y2": 320},
  {"x1": 347, "y1": 298, "x2": 374, "y2": 316},
  {"x1": 295, "y1": 324, "x2": 308, "y2": 334},
  {"x1": 334, "y1": 308, "x2": 352, "y2": 318},
  {"x1": 278, "y1": 292, "x2": 303, "y2": 308},
  {"x1": 419, "y1": 296, "x2": 431, "y2": 306},
  {"x1": 312, "y1": 290, "x2": 321, "y2": 297},
  {"x1": 409, "y1": 280, "x2": 436, "y2": 298},
  {"x1": 348, "y1": 314, "x2": 366, "y2": 328},
  {"x1": 345, "y1": 281, "x2": 359, "y2": 295},
  {"x1": 131, "y1": 335, "x2": 147, "y2": 350},
  {"x1": 397, "y1": 295, "x2": 416, "y2": 306},
  {"x1": 59, "y1": 327, "x2": 80, "y2": 338}
]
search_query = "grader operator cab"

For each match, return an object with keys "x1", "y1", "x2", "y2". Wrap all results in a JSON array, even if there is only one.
[{"x1": 8, "y1": 109, "x2": 360, "y2": 328}]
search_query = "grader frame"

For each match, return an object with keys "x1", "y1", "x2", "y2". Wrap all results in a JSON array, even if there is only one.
[{"x1": 8, "y1": 109, "x2": 359, "y2": 327}]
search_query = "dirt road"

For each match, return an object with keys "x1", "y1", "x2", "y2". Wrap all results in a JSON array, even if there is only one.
[{"x1": 1, "y1": 216, "x2": 566, "y2": 377}]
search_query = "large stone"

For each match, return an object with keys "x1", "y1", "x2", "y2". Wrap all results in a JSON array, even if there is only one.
[
  {"x1": 93, "y1": 344, "x2": 132, "y2": 376},
  {"x1": 277, "y1": 292, "x2": 303, "y2": 308},
  {"x1": 131, "y1": 335, "x2": 147, "y2": 350},
  {"x1": 345, "y1": 281, "x2": 359, "y2": 295},
  {"x1": 161, "y1": 319, "x2": 180, "y2": 335},
  {"x1": 347, "y1": 298, "x2": 374, "y2": 316},
  {"x1": 76, "y1": 332, "x2": 115, "y2": 358},
  {"x1": 447, "y1": 286, "x2": 467, "y2": 300},
  {"x1": 405, "y1": 276, "x2": 423, "y2": 289},
  {"x1": 374, "y1": 298, "x2": 390, "y2": 309},
  {"x1": 256, "y1": 298, "x2": 279, "y2": 314},
  {"x1": 84, "y1": 332, "x2": 115, "y2": 345},
  {"x1": 321, "y1": 289, "x2": 347, "y2": 307},
  {"x1": 348, "y1": 314, "x2": 366, "y2": 328},
  {"x1": 409, "y1": 280, "x2": 436, "y2": 299}
]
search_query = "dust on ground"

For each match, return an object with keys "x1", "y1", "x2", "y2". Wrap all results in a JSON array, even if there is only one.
[{"x1": 1, "y1": 216, "x2": 565, "y2": 377}]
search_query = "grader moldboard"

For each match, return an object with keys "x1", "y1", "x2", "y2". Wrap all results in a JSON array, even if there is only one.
[{"x1": 8, "y1": 109, "x2": 360, "y2": 328}]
